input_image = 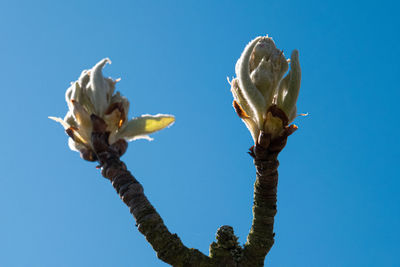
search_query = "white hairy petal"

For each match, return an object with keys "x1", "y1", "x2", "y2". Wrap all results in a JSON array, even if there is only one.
[
  {"x1": 277, "y1": 50, "x2": 301, "y2": 116},
  {"x1": 70, "y1": 100, "x2": 91, "y2": 129},
  {"x1": 230, "y1": 78, "x2": 255, "y2": 119},
  {"x1": 236, "y1": 37, "x2": 267, "y2": 129},
  {"x1": 87, "y1": 58, "x2": 112, "y2": 116},
  {"x1": 68, "y1": 138, "x2": 86, "y2": 152},
  {"x1": 250, "y1": 57, "x2": 275, "y2": 104},
  {"x1": 48, "y1": 116, "x2": 70, "y2": 129},
  {"x1": 242, "y1": 117, "x2": 260, "y2": 143}
]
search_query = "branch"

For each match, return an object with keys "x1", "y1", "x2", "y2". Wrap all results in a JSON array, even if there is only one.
[
  {"x1": 90, "y1": 115, "x2": 212, "y2": 267},
  {"x1": 241, "y1": 129, "x2": 294, "y2": 266},
  {"x1": 90, "y1": 114, "x2": 296, "y2": 267}
]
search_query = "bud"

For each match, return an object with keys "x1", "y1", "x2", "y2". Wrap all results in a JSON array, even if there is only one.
[
  {"x1": 231, "y1": 36, "x2": 302, "y2": 142},
  {"x1": 276, "y1": 50, "x2": 301, "y2": 122},
  {"x1": 50, "y1": 58, "x2": 175, "y2": 159}
]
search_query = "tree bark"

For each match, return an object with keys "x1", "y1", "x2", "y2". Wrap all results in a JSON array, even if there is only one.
[
  {"x1": 241, "y1": 130, "x2": 293, "y2": 267},
  {"x1": 89, "y1": 115, "x2": 294, "y2": 267},
  {"x1": 90, "y1": 115, "x2": 212, "y2": 267}
]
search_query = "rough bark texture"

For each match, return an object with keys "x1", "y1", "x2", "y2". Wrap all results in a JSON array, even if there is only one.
[
  {"x1": 89, "y1": 115, "x2": 294, "y2": 267},
  {"x1": 241, "y1": 131, "x2": 290, "y2": 267},
  {"x1": 91, "y1": 115, "x2": 212, "y2": 267}
]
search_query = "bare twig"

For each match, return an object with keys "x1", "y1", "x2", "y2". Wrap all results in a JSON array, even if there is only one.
[{"x1": 91, "y1": 115, "x2": 212, "y2": 267}]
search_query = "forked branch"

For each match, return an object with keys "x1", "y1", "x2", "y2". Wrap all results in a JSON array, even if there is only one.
[
  {"x1": 91, "y1": 115, "x2": 212, "y2": 267},
  {"x1": 91, "y1": 114, "x2": 294, "y2": 267},
  {"x1": 50, "y1": 35, "x2": 302, "y2": 266}
]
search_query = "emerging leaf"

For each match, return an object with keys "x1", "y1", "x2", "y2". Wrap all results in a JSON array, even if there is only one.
[
  {"x1": 49, "y1": 59, "x2": 175, "y2": 159},
  {"x1": 231, "y1": 36, "x2": 302, "y2": 142},
  {"x1": 116, "y1": 114, "x2": 175, "y2": 141}
]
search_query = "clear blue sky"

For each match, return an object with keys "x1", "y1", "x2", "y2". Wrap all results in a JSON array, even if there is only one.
[{"x1": 1, "y1": 0, "x2": 399, "y2": 266}]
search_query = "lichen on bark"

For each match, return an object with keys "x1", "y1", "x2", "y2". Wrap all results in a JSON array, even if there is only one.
[{"x1": 90, "y1": 114, "x2": 294, "y2": 267}]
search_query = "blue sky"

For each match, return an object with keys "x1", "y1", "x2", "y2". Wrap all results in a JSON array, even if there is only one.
[{"x1": 1, "y1": 0, "x2": 399, "y2": 266}]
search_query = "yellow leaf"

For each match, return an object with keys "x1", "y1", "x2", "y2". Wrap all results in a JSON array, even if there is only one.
[{"x1": 116, "y1": 114, "x2": 175, "y2": 141}]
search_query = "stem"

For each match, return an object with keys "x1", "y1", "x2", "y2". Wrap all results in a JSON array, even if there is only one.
[
  {"x1": 90, "y1": 115, "x2": 211, "y2": 267},
  {"x1": 89, "y1": 114, "x2": 296, "y2": 267},
  {"x1": 241, "y1": 131, "x2": 291, "y2": 267}
]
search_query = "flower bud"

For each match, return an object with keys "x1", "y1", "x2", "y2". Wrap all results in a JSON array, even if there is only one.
[
  {"x1": 50, "y1": 58, "x2": 175, "y2": 158},
  {"x1": 231, "y1": 36, "x2": 302, "y2": 142}
]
